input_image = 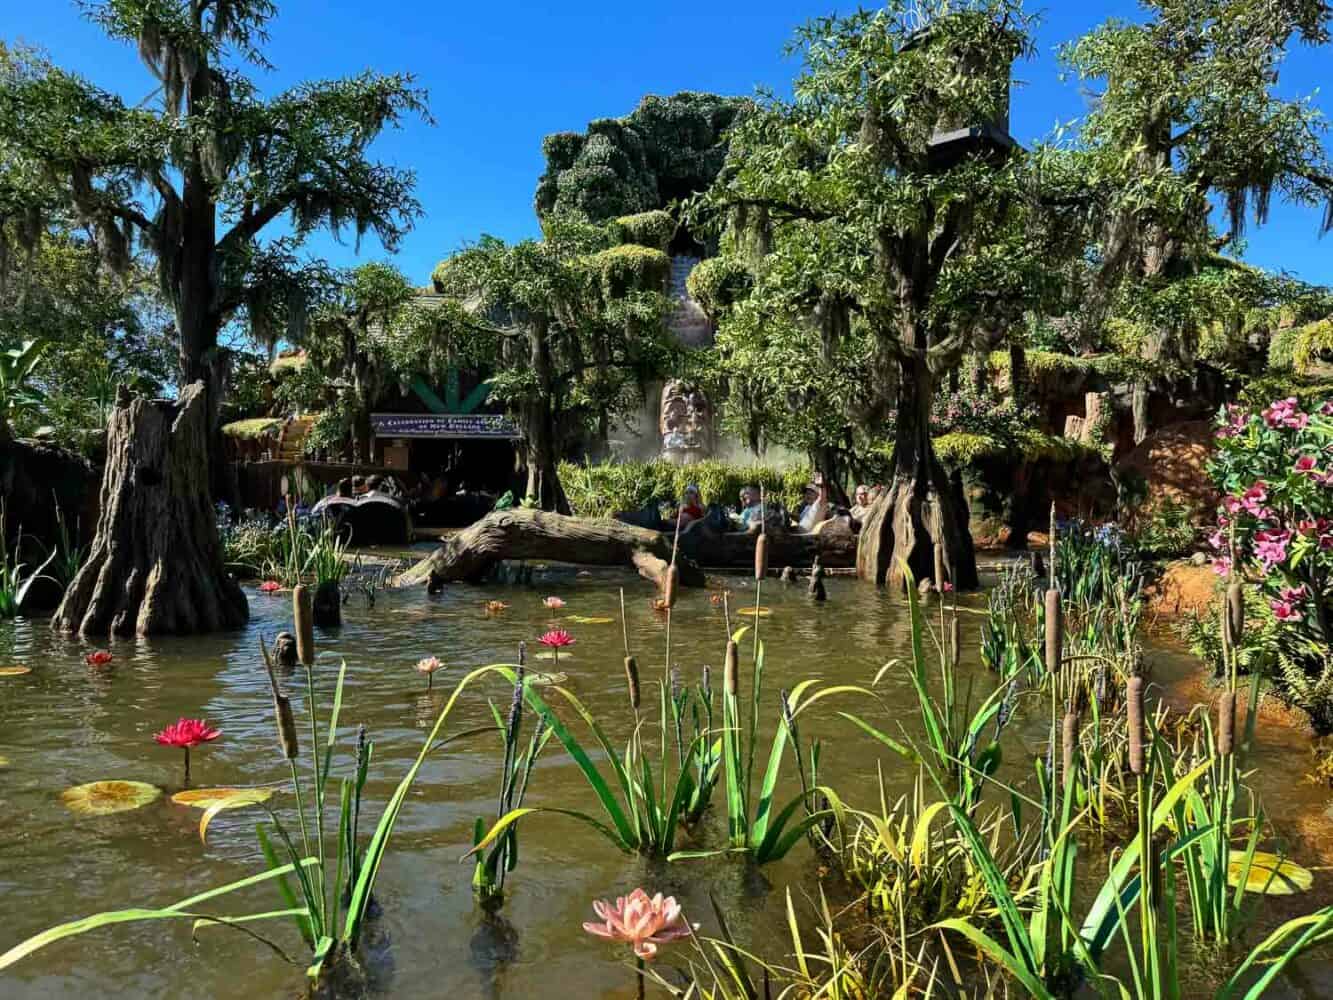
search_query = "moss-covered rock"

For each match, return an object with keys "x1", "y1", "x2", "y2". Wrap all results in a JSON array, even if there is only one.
[{"x1": 535, "y1": 92, "x2": 749, "y2": 223}]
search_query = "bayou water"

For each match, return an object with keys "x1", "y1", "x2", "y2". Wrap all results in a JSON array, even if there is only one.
[{"x1": 2, "y1": 557, "x2": 1332, "y2": 998}]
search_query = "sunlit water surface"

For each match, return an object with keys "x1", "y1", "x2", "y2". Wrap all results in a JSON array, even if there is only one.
[{"x1": 3, "y1": 557, "x2": 1332, "y2": 998}]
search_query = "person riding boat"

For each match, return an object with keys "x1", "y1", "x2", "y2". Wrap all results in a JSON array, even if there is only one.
[
  {"x1": 676, "y1": 484, "x2": 705, "y2": 529},
  {"x1": 798, "y1": 479, "x2": 832, "y2": 533},
  {"x1": 736, "y1": 485, "x2": 765, "y2": 533},
  {"x1": 849, "y1": 483, "x2": 873, "y2": 523}
]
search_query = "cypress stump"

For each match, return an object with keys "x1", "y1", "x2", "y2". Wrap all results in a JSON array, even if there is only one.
[{"x1": 53, "y1": 382, "x2": 248, "y2": 637}]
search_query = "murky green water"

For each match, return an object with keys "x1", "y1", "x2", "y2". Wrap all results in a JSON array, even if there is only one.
[{"x1": 2, "y1": 556, "x2": 1332, "y2": 998}]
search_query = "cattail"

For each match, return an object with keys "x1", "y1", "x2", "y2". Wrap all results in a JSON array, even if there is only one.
[
  {"x1": 755, "y1": 533, "x2": 769, "y2": 581},
  {"x1": 518, "y1": 640, "x2": 526, "y2": 667},
  {"x1": 1218, "y1": 690, "x2": 1237, "y2": 756},
  {"x1": 1225, "y1": 583, "x2": 1245, "y2": 648},
  {"x1": 1062, "y1": 710, "x2": 1079, "y2": 783},
  {"x1": 701, "y1": 664, "x2": 712, "y2": 698},
  {"x1": 624, "y1": 655, "x2": 641, "y2": 711},
  {"x1": 293, "y1": 585, "x2": 315, "y2": 667},
  {"x1": 1044, "y1": 588, "x2": 1063, "y2": 673},
  {"x1": 260, "y1": 637, "x2": 299, "y2": 760},
  {"x1": 724, "y1": 640, "x2": 739, "y2": 696},
  {"x1": 949, "y1": 615, "x2": 961, "y2": 667},
  {"x1": 663, "y1": 564, "x2": 680, "y2": 608},
  {"x1": 505, "y1": 665, "x2": 525, "y2": 745},
  {"x1": 933, "y1": 542, "x2": 946, "y2": 595},
  {"x1": 670, "y1": 664, "x2": 681, "y2": 702},
  {"x1": 1127, "y1": 674, "x2": 1146, "y2": 776}
]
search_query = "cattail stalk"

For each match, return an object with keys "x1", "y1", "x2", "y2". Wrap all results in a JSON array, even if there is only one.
[
  {"x1": 1225, "y1": 583, "x2": 1245, "y2": 649},
  {"x1": 1218, "y1": 690, "x2": 1236, "y2": 756},
  {"x1": 1044, "y1": 588, "x2": 1063, "y2": 674},
  {"x1": 949, "y1": 614, "x2": 961, "y2": 668},
  {"x1": 1061, "y1": 710, "x2": 1079, "y2": 787},
  {"x1": 260, "y1": 637, "x2": 300, "y2": 760},
  {"x1": 933, "y1": 541, "x2": 946, "y2": 595},
  {"x1": 754, "y1": 532, "x2": 769, "y2": 581},
  {"x1": 293, "y1": 585, "x2": 315, "y2": 667},
  {"x1": 1127, "y1": 674, "x2": 1146, "y2": 776},
  {"x1": 624, "y1": 655, "x2": 641, "y2": 711},
  {"x1": 724, "y1": 640, "x2": 739, "y2": 697},
  {"x1": 1049, "y1": 502, "x2": 1058, "y2": 585},
  {"x1": 663, "y1": 564, "x2": 679, "y2": 609}
]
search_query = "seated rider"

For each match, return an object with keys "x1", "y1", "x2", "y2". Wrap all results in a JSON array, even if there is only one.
[
  {"x1": 736, "y1": 485, "x2": 765, "y2": 533},
  {"x1": 798, "y1": 479, "x2": 832, "y2": 533},
  {"x1": 676, "y1": 484, "x2": 705, "y2": 529},
  {"x1": 849, "y1": 483, "x2": 873, "y2": 522}
]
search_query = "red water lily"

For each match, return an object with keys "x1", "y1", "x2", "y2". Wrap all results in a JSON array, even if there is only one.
[
  {"x1": 258, "y1": 580, "x2": 281, "y2": 593},
  {"x1": 154, "y1": 718, "x2": 221, "y2": 786},
  {"x1": 85, "y1": 650, "x2": 113, "y2": 667},
  {"x1": 538, "y1": 629, "x2": 575, "y2": 648}
]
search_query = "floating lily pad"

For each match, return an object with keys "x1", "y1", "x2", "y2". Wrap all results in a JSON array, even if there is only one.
[
  {"x1": 0, "y1": 666, "x2": 32, "y2": 677},
  {"x1": 527, "y1": 671, "x2": 568, "y2": 686},
  {"x1": 566, "y1": 615, "x2": 613, "y2": 625},
  {"x1": 0, "y1": 755, "x2": 9, "y2": 767},
  {"x1": 737, "y1": 607, "x2": 772, "y2": 617},
  {"x1": 1228, "y1": 852, "x2": 1313, "y2": 894},
  {"x1": 61, "y1": 780, "x2": 161, "y2": 816},
  {"x1": 534, "y1": 651, "x2": 575, "y2": 662},
  {"x1": 170, "y1": 787, "x2": 275, "y2": 810}
]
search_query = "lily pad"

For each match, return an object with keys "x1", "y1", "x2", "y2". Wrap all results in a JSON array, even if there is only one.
[
  {"x1": 566, "y1": 615, "x2": 613, "y2": 625},
  {"x1": 0, "y1": 755, "x2": 9, "y2": 767},
  {"x1": 61, "y1": 780, "x2": 161, "y2": 816},
  {"x1": 527, "y1": 671, "x2": 568, "y2": 686},
  {"x1": 1228, "y1": 852, "x2": 1313, "y2": 895},
  {"x1": 737, "y1": 607, "x2": 772, "y2": 617},
  {"x1": 535, "y1": 651, "x2": 575, "y2": 662},
  {"x1": 0, "y1": 666, "x2": 32, "y2": 677}
]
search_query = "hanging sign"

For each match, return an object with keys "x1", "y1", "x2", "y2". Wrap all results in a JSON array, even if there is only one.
[{"x1": 370, "y1": 413, "x2": 520, "y2": 440}]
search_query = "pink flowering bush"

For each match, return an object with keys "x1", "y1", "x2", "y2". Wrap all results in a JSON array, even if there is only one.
[{"x1": 1208, "y1": 397, "x2": 1333, "y2": 725}]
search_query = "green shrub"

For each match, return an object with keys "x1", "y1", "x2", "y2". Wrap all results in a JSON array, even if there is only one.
[
  {"x1": 559, "y1": 459, "x2": 809, "y2": 518},
  {"x1": 586, "y1": 244, "x2": 671, "y2": 299},
  {"x1": 686, "y1": 254, "x2": 752, "y2": 319},
  {"x1": 611, "y1": 210, "x2": 675, "y2": 251}
]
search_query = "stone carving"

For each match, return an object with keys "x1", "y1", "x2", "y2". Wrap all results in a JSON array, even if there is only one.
[{"x1": 660, "y1": 380, "x2": 714, "y2": 464}]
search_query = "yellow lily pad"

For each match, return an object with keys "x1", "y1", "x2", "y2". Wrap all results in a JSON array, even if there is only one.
[
  {"x1": 0, "y1": 755, "x2": 9, "y2": 767},
  {"x1": 566, "y1": 615, "x2": 614, "y2": 625},
  {"x1": 170, "y1": 787, "x2": 275, "y2": 810},
  {"x1": 61, "y1": 780, "x2": 161, "y2": 816},
  {"x1": 535, "y1": 651, "x2": 574, "y2": 662},
  {"x1": 527, "y1": 671, "x2": 567, "y2": 686},
  {"x1": 737, "y1": 607, "x2": 772, "y2": 617},
  {"x1": 0, "y1": 666, "x2": 32, "y2": 677},
  {"x1": 1228, "y1": 852, "x2": 1313, "y2": 895}
]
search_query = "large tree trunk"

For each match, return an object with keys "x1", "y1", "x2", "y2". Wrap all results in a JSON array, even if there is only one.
[
  {"x1": 53, "y1": 382, "x2": 248, "y2": 636},
  {"x1": 857, "y1": 357, "x2": 978, "y2": 590},
  {"x1": 402, "y1": 508, "x2": 705, "y2": 590},
  {"x1": 520, "y1": 322, "x2": 571, "y2": 513}
]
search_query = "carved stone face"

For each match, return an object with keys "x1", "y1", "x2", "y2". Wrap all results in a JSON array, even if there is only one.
[{"x1": 660, "y1": 379, "x2": 713, "y2": 460}]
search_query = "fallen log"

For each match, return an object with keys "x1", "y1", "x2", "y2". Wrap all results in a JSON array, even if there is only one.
[{"x1": 402, "y1": 508, "x2": 705, "y2": 589}]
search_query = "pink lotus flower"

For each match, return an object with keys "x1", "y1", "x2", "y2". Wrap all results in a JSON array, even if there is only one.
[
  {"x1": 258, "y1": 580, "x2": 281, "y2": 593},
  {"x1": 538, "y1": 629, "x2": 575, "y2": 648},
  {"x1": 415, "y1": 656, "x2": 444, "y2": 689},
  {"x1": 85, "y1": 650, "x2": 113, "y2": 667},
  {"x1": 154, "y1": 717, "x2": 221, "y2": 785},
  {"x1": 542, "y1": 596, "x2": 566, "y2": 609},
  {"x1": 582, "y1": 889, "x2": 697, "y2": 960}
]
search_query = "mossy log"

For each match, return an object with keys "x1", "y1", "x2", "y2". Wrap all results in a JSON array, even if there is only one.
[
  {"x1": 406, "y1": 508, "x2": 706, "y2": 590},
  {"x1": 53, "y1": 382, "x2": 248, "y2": 637}
]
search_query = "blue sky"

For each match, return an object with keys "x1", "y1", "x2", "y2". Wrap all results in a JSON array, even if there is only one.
[{"x1": 8, "y1": 1, "x2": 1332, "y2": 288}]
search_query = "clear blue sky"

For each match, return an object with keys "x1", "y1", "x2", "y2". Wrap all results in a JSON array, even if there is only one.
[{"x1": 8, "y1": 1, "x2": 1332, "y2": 288}]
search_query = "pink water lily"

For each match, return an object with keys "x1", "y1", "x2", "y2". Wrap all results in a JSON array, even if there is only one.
[
  {"x1": 415, "y1": 656, "x2": 444, "y2": 689},
  {"x1": 258, "y1": 580, "x2": 281, "y2": 593},
  {"x1": 582, "y1": 889, "x2": 697, "y2": 960},
  {"x1": 543, "y1": 596, "x2": 566, "y2": 609}
]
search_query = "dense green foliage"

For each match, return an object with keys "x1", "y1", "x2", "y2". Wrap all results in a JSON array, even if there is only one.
[
  {"x1": 559, "y1": 459, "x2": 809, "y2": 518},
  {"x1": 535, "y1": 92, "x2": 748, "y2": 223}
]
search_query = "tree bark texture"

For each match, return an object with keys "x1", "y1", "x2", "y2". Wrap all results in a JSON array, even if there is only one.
[
  {"x1": 857, "y1": 357, "x2": 978, "y2": 590},
  {"x1": 404, "y1": 508, "x2": 705, "y2": 590},
  {"x1": 675, "y1": 517, "x2": 856, "y2": 569},
  {"x1": 53, "y1": 382, "x2": 248, "y2": 637}
]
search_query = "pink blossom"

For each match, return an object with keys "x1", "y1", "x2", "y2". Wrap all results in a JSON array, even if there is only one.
[
  {"x1": 582, "y1": 889, "x2": 697, "y2": 960},
  {"x1": 1212, "y1": 556, "x2": 1232, "y2": 578},
  {"x1": 1253, "y1": 528, "x2": 1291, "y2": 568},
  {"x1": 1263, "y1": 398, "x2": 1303, "y2": 429},
  {"x1": 1271, "y1": 600, "x2": 1303, "y2": 622},
  {"x1": 1278, "y1": 584, "x2": 1307, "y2": 604},
  {"x1": 1315, "y1": 469, "x2": 1333, "y2": 488},
  {"x1": 1320, "y1": 400, "x2": 1333, "y2": 417},
  {"x1": 1217, "y1": 405, "x2": 1249, "y2": 438},
  {"x1": 1222, "y1": 496, "x2": 1243, "y2": 516},
  {"x1": 1294, "y1": 455, "x2": 1319, "y2": 475},
  {"x1": 1241, "y1": 481, "x2": 1269, "y2": 516},
  {"x1": 1208, "y1": 530, "x2": 1225, "y2": 551}
]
